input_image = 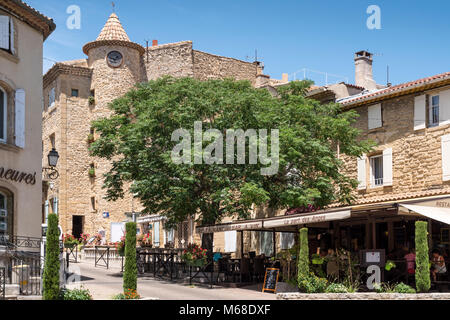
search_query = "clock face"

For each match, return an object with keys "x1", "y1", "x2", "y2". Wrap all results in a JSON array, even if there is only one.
[{"x1": 107, "y1": 51, "x2": 123, "y2": 68}]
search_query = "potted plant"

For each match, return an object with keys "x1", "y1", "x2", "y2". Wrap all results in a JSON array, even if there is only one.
[
  {"x1": 88, "y1": 167, "x2": 95, "y2": 177},
  {"x1": 63, "y1": 234, "x2": 79, "y2": 249},
  {"x1": 181, "y1": 243, "x2": 208, "y2": 267},
  {"x1": 140, "y1": 233, "x2": 152, "y2": 248},
  {"x1": 88, "y1": 96, "x2": 95, "y2": 106},
  {"x1": 115, "y1": 236, "x2": 125, "y2": 256}
]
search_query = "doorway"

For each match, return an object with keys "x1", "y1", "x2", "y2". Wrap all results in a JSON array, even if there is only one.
[{"x1": 72, "y1": 216, "x2": 84, "y2": 239}]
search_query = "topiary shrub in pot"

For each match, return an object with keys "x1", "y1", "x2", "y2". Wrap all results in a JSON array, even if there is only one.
[{"x1": 415, "y1": 221, "x2": 431, "y2": 293}]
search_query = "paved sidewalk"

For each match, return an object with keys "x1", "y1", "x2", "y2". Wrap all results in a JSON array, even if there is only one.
[{"x1": 66, "y1": 260, "x2": 276, "y2": 300}]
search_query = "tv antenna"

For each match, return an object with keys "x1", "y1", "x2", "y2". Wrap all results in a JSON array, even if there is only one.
[{"x1": 111, "y1": 2, "x2": 116, "y2": 13}]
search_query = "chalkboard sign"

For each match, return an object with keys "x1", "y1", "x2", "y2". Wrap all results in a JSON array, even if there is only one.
[{"x1": 262, "y1": 268, "x2": 280, "y2": 293}]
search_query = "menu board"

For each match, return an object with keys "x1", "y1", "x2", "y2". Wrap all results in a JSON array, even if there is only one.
[{"x1": 262, "y1": 268, "x2": 280, "y2": 293}]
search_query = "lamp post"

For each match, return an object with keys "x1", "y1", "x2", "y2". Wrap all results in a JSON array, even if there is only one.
[{"x1": 43, "y1": 148, "x2": 60, "y2": 180}]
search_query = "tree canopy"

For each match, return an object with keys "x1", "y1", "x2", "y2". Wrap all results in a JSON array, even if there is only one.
[{"x1": 90, "y1": 76, "x2": 372, "y2": 228}]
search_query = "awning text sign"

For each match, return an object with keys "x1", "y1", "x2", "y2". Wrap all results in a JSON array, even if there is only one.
[{"x1": 263, "y1": 210, "x2": 351, "y2": 228}]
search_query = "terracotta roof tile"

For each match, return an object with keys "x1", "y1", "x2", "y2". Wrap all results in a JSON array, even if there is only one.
[
  {"x1": 340, "y1": 71, "x2": 450, "y2": 106},
  {"x1": 96, "y1": 13, "x2": 130, "y2": 42}
]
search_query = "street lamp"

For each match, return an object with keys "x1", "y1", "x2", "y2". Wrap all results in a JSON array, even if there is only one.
[{"x1": 43, "y1": 148, "x2": 60, "y2": 180}]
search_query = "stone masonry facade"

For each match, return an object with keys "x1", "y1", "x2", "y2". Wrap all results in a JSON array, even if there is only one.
[{"x1": 42, "y1": 13, "x2": 282, "y2": 245}]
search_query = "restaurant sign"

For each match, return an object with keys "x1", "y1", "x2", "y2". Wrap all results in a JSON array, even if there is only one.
[
  {"x1": 263, "y1": 210, "x2": 351, "y2": 228},
  {"x1": 0, "y1": 166, "x2": 36, "y2": 185},
  {"x1": 196, "y1": 221, "x2": 263, "y2": 234}
]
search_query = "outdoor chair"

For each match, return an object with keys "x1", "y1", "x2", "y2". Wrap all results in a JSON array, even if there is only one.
[{"x1": 253, "y1": 258, "x2": 265, "y2": 282}]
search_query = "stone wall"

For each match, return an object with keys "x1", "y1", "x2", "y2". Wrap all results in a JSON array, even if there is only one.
[
  {"x1": 193, "y1": 50, "x2": 258, "y2": 85},
  {"x1": 144, "y1": 41, "x2": 194, "y2": 81},
  {"x1": 341, "y1": 92, "x2": 450, "y2": 205}
]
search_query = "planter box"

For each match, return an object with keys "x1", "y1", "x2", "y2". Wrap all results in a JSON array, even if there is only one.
[{"x1": 277, "y1": 292, "x2": 450, "y2": 300}]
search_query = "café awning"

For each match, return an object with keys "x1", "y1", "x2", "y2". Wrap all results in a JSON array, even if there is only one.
[
  {"x1": 196, "y1": 209, "x2": 352, "y2": 234},
  {"x1": 137, "y1": 215, "x2": 167, "y2": 224},
  {"x1": 263, "y1": 209, "x2": 351, "y2": 228},
  {"x1": 399, "y1": 204, "x2": 450, "y2": 225}
]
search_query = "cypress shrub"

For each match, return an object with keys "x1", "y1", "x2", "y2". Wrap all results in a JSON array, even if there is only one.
[
  {"x1": 123, "y1": 222, "x2": 137, "y2": 292},
  {"x1": 297, "y1": 227, "x2": 309, "y2": 289},
  {"x1": 415, "y1": 221, "x2": 431, "y2": 293},
  {"x1": 43, "y1": 213, "x2": 60, "y2": 300}
]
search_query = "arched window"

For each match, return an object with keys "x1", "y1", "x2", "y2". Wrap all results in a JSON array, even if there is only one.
[{"x1": 0, "y1": 86, "x2": 6, "y2": 143}]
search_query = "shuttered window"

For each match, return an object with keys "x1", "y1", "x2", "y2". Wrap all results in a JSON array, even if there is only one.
[
  {"x1": 357, "y1": 155, "x2": 367, "y2": 190},
  {"x1": 442, "y1": 134, "x2": 450, "y2": 182},
  {"x1": 368, "y1": 104, "x2": 382, "y2": 129},
  {"x1": 0, "y1": 15, "x2": 11, "y2": 51},
  {"x1": 382, "y1": 148, "x2": 393, "y2": 186},
  {"x1": 414, "y1": 95, "x2": 426, "y2": 130},
  {"x1": 0, "y1": 88, "x2": 5, "y2": 142},
  {"x1": 15, "y1": 89, "x2": 25, "y2": 148}
]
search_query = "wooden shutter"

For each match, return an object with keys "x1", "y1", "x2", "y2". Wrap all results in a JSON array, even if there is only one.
[
  {"x1": 9, "y1": 18, "x2": 14, "y2": 55},
  {"x1": 357, "y1": 155, "x2": 367, "y2": 190},
  {"x1": 439, "y1": 89, "x2": 450, "y2": 125},
  {"x1": 383, "y1": 148, "x2": 393, "y2": 186},
  {"x1": 224, "y1": 231, "x2": 237, "y2": 252},
  {"x1": 0, "y1": 16, "x2": 10, "y2": 50},
  {"x1": 368, "y1": 104, "x2": 382, "y2": 129},
  {"x1": 15, "y1": 89, "x2": 25, "y2": 148},
  {"x1": 154, "y1": 221, "x2": 160, "y2": 246},
  {"x1": 442, "y1": 134, "x2": 450, "y2": 181},
  {"x1": 414, "y1": 95, "x2": 426, "y2": 130}
]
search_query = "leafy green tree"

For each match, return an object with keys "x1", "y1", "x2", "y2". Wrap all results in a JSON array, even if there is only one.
[
  {"x1": 90, "y1": 77, "x2": 373, "y2": 251},
  {"x1": 43, "y1": 213, "x2": 60, "y2": 300},
  {"x1": 415, "y1": 221, "x2": 430, "y2": 292},
  {"x1": 123, "y1": 222, "x2": 137, "y2": 291}
]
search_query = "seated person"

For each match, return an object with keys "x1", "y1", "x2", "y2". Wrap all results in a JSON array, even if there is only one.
[
  {"x1": 431, "y1": 249, "x2": 447, "y2": 281},
  {"x1": 404, "y1": 248, "x2": 416, "y2": 275}
]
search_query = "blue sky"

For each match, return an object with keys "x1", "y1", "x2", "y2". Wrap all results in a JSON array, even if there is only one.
[{"x1": 27, "y1": 0, "x2": 450, "y2": 86}]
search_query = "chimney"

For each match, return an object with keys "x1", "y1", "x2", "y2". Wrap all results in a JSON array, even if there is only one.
[
  {"x1": 281, "y1": 73, "x2": 289, "y2": 83},
  {"x1": 354, "y1": 51, "x2": 377, "y2": 91},
  {"x1": 152, "y1": 40, "x2": 158, "y2": 47}
]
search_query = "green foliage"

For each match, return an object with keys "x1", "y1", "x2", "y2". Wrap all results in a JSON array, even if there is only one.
[
  {"x1": 325, "y1": 283, "x2": 349, "y2": 293},
  {"x1": 90, "y1": 77, "x2": 373, "y2": 228},
  {"x1": 59, "y1": 287, "x2": 93, "y2": 300},
  {"x1": 373, "y1": 282, "x2": 396, "y2": 293},
  {"x1": 43, "y1": 214, "x2": 60, "y2": 300},
  {"x1": 297, "y1": 228, "x2": 309, "y2": 286},
  {"x1": 393, "y1": 283, "x2": 416, "y2": 294},
  {"x1": 298, "y1": 272, "x2": 328, "y2": 293},
  {"x1": 112, "y1": 289, "x2": 141, "y2": 300},
  {"x1": 123, "y1": 222, "x2": 137, "y2": 292},
  {"x1": 415, "y1": 221, "x2": 431, "y2": 293}
]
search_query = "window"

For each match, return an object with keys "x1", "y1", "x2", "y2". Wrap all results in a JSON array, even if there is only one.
[
  {"x1": 49, "y1": 133, "x2": 55, "y2": 149},
  {"x1": 0, "y1": 87, "x2": 6, "y2": 142},
  {"x1": 48, "y1": 87, "x2": 55, "y2": 108},
  {"x1": 0, "y1": 190, "x2": 12, "y2": 239},
  {"x1": 430, "y1": 95, "x2": 440, "y2": 127},
  {"x1": 71, "y1": 89, "x2": 79, "y2": 97},
  {"x1": 90, "y1": 197, "x2": 96, "y2": 211},
  {"x1": 370, "y1": 155, "x2": 383, "y2": 187},
  {"x1": 0, "y1": 15, "x2": 14, "y2": 54},
  {"x1": 0, "y1": 192, "x2": 7, "y2": 236},
  {"x1": 368, "y1": 104, "x2": 382, "y2": 130}
]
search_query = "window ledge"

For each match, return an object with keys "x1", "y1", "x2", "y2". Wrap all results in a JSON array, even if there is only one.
[
  {"x1": 0, "y1": 50, "x2": 19, "y2": 63},
  {"x1": 427, "y1": 123, "x2": 450, "y2": 132},
  {"x1": 368, "y1": 127, "x2": 385, "y2": 134},
  {"x1": 0, "y1": 142, "x2": 21, "y2": 153}
]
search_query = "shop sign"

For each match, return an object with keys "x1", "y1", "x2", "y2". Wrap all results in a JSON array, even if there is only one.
[{"x1": 0, "y1": 166, "x2": 36, "y2": 185}]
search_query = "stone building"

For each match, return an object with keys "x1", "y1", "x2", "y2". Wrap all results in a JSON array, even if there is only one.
[
  {"x1": 0, "y1": 0, "x2": 54, "y2": 241},
  {"x1": 198, "y1": 51, "x2": 450, "y2": 260},
  {"x1": 42, "y1": 12, "x2": 286, "y2": 247}
]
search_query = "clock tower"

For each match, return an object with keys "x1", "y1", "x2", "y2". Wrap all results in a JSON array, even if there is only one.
[{"x1": 82, "y1": 12, "x2": 145, "y2": 113}]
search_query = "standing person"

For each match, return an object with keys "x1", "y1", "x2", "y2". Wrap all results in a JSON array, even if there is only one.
[
  {"x1": 404, "y1": 248, "x2": 416, "y2": 275},
  {"x1": 431, "y1": 249, "x2": 447, "y2": 281}
]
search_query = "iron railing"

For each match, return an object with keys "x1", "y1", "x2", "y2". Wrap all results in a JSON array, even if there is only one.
[
  {"x1": 7, "y1": 252, "x2": 42, "y2": 296},
  {"x1": 0, "y1": 236, "x2": 42, "y2": 249}
]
